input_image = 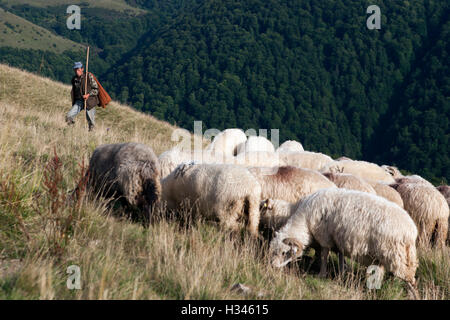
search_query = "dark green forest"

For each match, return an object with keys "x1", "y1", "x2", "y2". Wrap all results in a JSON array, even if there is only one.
[{"x1": 0, "y1": 0, "x2": 448, "y2": 184}]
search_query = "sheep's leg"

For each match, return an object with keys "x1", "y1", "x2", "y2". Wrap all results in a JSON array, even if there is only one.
[
  {"x1": 338, "y1": 251, "x2": 346, "y2": 275},
  {"x1": 406, "y1": 280, "x2": 420, "y2": 300},
  {"x1": 318, "y1": 247, "x2": 329, "y2": 278}
]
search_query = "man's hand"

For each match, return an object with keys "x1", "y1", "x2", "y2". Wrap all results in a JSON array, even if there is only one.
[{"x1": 83, "y1": 94, "x2": 90, "y2": 100}]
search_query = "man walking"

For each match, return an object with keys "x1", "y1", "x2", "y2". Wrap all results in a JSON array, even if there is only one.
[{"x1": 66, "y1": 61, "x2": 99, "y2": 131}]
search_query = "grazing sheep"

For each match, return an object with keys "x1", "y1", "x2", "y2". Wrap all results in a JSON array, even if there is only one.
[
  {"x1": 279, "y1": 151, "x2": 333, "y2": 171},
  {"x1": 323, "y1": 172, "x2": 376, "y2": 194},
  {"x1": 366, "y1": 180, "x2": 404, "y2": 208},
  {"x1": 322, "y1": 160, "x2": 395, "y2": 184},
  {"x1": 276, "y1": 140, "x2": 304, "y2": 153},
  {"x1": 88, "y1": 143, "x2": 161, "y2": 221},
  {"x1": 236, "y1": 136, "x2": 275, "y2": 154},
  {"x1": 268, "y1": 188, "x2": 419, "y2": 297},
  {"x1": 249, "y1": 166, "x2": 336, "y2": 203},
  {"x1": 205, "y1": 128, "x2": 247, "y2": 157},
  {"x1": 391, "y1": 182, "x2": 449, "y2": 247},
  {"x1": 161, "y1": 163, "x2": 262, "y2": 236},
  {"x1": 232, "y1": 151, "x2": 285, "y2": 168}
]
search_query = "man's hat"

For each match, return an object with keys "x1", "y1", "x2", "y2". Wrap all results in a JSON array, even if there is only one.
[{"x1": 73, "y1": 61, "x2": 83, "y2": 69}]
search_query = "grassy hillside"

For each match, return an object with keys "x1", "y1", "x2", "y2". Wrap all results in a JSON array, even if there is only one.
[
  {"x1": 0, "y1": 8, "x2": 84, "y2": 54},
  {"x1": 0, "y1": 64, "x2": 448, "y2": 300},
  {"x1": 0, "y1": 0, "x2": 145, "y2": 14}
]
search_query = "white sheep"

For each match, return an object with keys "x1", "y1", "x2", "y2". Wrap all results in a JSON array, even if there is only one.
[
  {"x1": 205, "y1": 128, "x2": 247, "y2": 157},
  {"x1": 391, "y1": 182, "x2": 449, "y2": 247},
  {"x1": 268, "y1": 188, "x2": 419, "y2": 297},
  {"x1": 249, "y1": 166, "x2": 336, "y2": 203},
  {"x1": 161, "y1": 163, "x2": 262, "y2": 236},
  {"x1": 323, "y1": 172, "x2": 376, "y2": 194},
  {"x1": 322, "y1": 160, "x2": 395, "y2": 184},
  {"x1": 236, "y1": 135, "x2": 275, "y2": 154},
  {"x1": 276, "y1": 140, "x2": 304, "y2": 153},
  {"x1": 278, "y1": 151, "x2": 334, "y2": 171}
]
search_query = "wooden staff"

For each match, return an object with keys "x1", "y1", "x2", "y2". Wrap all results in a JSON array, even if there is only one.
[{"x1": 84, "y1": 46, "x2": 90, "y2": 129}]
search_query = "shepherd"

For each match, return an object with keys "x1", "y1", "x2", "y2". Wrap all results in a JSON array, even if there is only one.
[
  {"x1": 66, "y1": 60, "x2": 99, "y2": 131},
  {"x1": 66, "y1": 47, "x2": 111, "y2": 131}
]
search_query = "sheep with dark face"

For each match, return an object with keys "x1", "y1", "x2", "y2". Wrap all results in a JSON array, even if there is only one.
[
  {"x1": 268, "y1": 188, "x2": 419, "y2": 298},
  {"x1": 87, "y1": 143, "x2": 161, "y2": 222}
]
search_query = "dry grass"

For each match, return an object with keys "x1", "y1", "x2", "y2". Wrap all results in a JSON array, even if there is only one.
[{"x1": 0, "y1": 64, "x2": 448, "y2": 300}]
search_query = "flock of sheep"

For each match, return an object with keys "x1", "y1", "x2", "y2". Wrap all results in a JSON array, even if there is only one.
[{"x1": 85, "y1": 129, "x2": 450, "y2": 298}]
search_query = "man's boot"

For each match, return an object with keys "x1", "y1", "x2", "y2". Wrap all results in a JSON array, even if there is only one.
[{"x1": 66, "y1": 117, "x2": 75, "y2": 126}]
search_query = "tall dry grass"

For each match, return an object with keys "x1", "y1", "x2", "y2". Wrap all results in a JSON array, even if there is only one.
[{"x1": 0, "y1": 64, "x2": 448, "y2": 300}]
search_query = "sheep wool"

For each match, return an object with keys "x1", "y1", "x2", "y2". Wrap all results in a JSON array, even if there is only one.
[
  {"x1": 437, "y1": 185, "x2": 450, "y2": 243},
  {"x1": 205, "y1": 128, "x2": 247, "y2": 157},
  {"x1": 158, "y1": 148, "x2": 234, "y2": 179},
  {"x1": 161, "y1": 163, "x2": 262, "y2": 236},
  {"x1": 276, "y1": 140, "x2": 304, "y2": 153},
  {"x1": 367, "y1": 180, "x2": 404, "y2": 208},
  {"x1": 236, "y1": 135, "x2": 275, "y2": 154},
  {"x1": 322, "y1": 160, "x2": 395, "y2": 184},
  {"x1": 393, "y1": 182, "x2": 449, "y2": 247},
  {"x1": 249, "y1": 166, "x2": 336, "y2": 203},
  {"x1": 88, "y1": 142, "x2": 161, "y2": 220},
  {"x1": 232, "y1": 151, "x2": 285, "y2": 168},
  {"x1": 323, "y1": 172, "x2": 376, "y2": 194},
  {"x1": 279, "y1": 151, "x2": 333, "y2": 171}
]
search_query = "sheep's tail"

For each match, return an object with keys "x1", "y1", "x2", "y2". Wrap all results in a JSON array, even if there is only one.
[
  {"x1": 246, "y1": 194, "x2": 261, "y2": 237},
  {"x1": 433, "y1": 216, "x2": 448, "y2": 248}
]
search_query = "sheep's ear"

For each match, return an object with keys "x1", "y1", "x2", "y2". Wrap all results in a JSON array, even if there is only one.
[{"x1": 283, "y1": 238, "x2": 303, "y2": 253}]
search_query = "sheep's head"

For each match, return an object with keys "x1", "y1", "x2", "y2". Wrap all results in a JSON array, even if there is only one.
[{"x1": 269, "y1": 233, "x2": 304, "y2": 268}]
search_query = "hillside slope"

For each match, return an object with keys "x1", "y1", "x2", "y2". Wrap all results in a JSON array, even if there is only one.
[
  {"x1": 0, "y1": 8, "x2": 84, "y2": 53},
  {"x1": 0, "y1": 64, "x2": 449, "y2": 300}
]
